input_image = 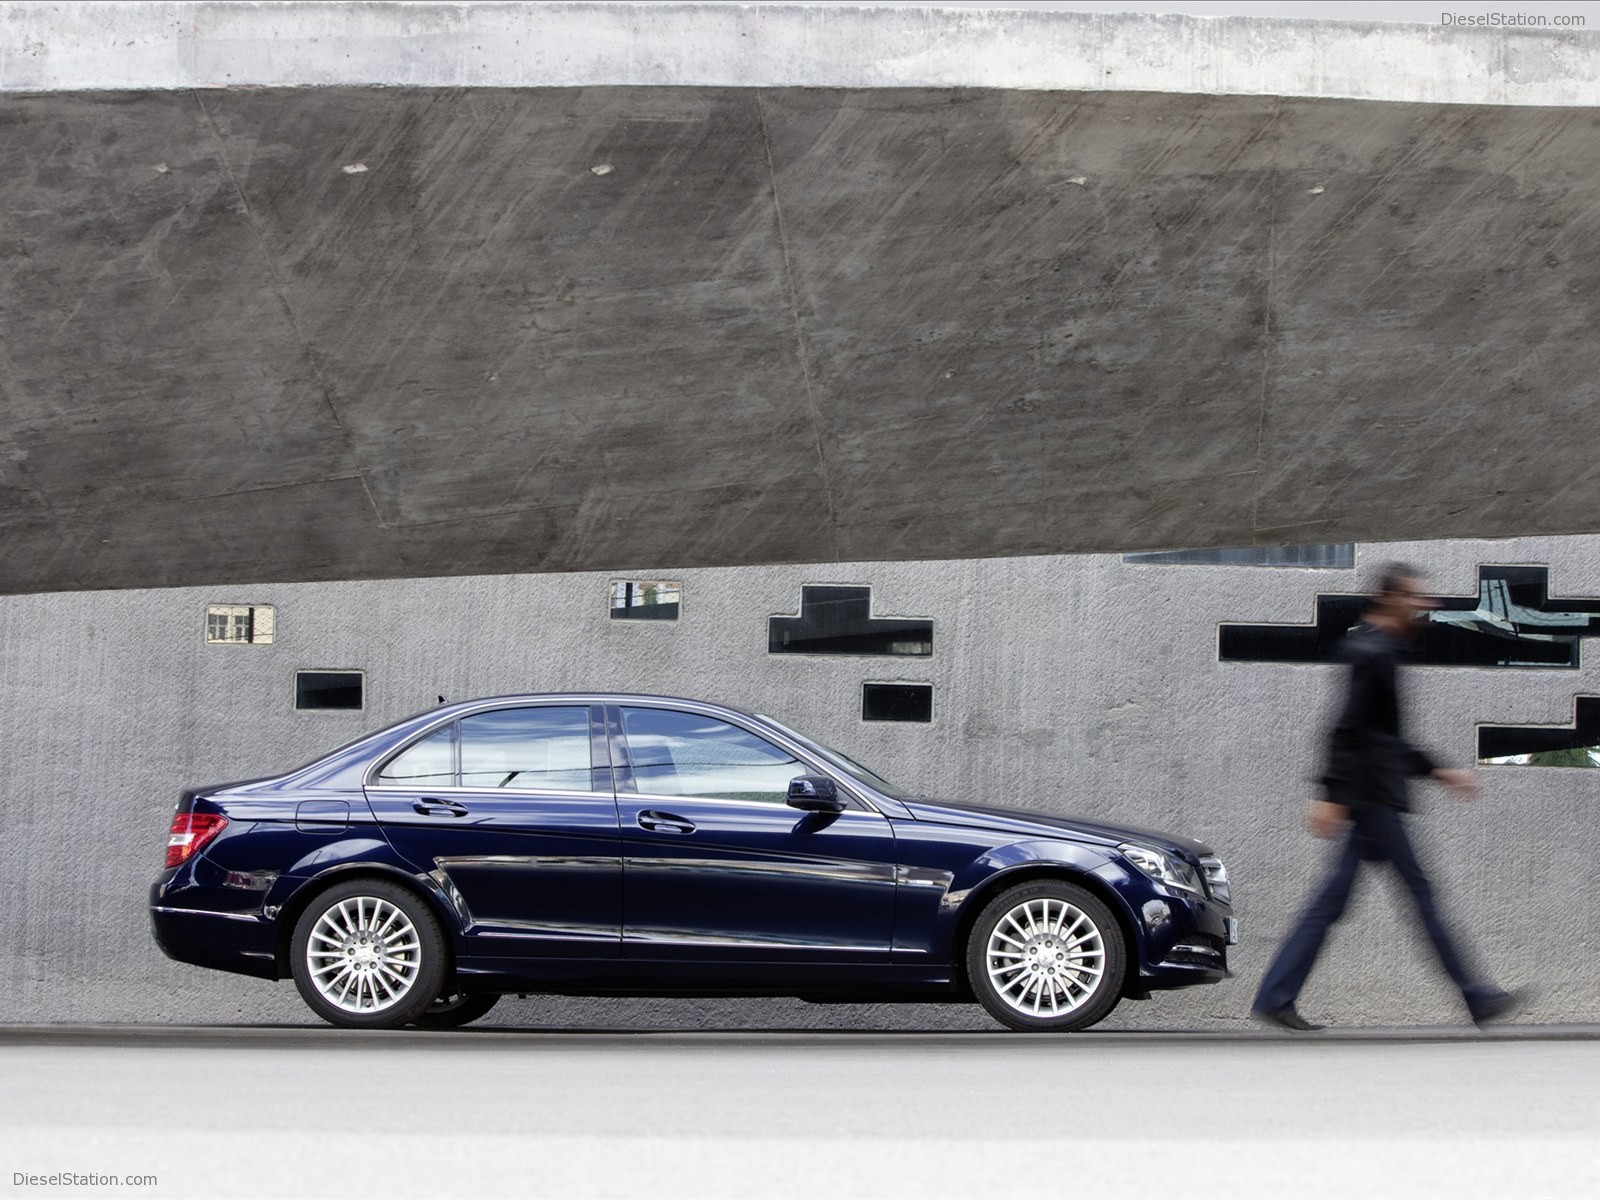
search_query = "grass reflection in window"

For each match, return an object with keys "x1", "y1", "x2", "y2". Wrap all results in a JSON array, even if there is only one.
[
  {"x1": 1479, "y1": 697, "x2": 1600, "y2": 768},
  {"x1": 610, "y1": 580, "x2": 681, "y2": 621}
]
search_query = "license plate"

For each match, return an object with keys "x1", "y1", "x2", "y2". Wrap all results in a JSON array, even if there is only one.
[{"x1": 1225, "y1": 916, "x2": 1239, "y2": 945}]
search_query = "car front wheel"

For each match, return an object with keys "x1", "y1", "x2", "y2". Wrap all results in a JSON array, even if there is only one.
[
  {"x1": 290, "y1": 880, "x2": 446, "y2": 1029},
  {"x1": 966, "y1": 880, "x2": 1125, "y2": 1032}
]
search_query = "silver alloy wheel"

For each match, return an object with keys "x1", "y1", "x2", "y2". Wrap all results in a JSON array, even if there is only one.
[
  {"x1": 983, "y1": 896, "x2": 1106, "y2": 1017},
  {"x1": 304, "y1": 895, "x2": 423, "y2": 1014}
]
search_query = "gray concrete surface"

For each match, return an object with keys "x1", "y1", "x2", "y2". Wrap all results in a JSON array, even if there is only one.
[
  {"x1": 5, "y1": 7, "x2": 1600, "y2": 592},
  {"x1": 2, "y1": 1025, "x2": 1597, "y2": 1199},
  {"x1": 4, "y1": 535, "x2": 1598, "y2": 1029}
]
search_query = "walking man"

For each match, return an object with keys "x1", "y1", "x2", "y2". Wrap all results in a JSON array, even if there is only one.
[{"x1": 1252, "y1": 563, "x2": 1519, "y2": 1031}]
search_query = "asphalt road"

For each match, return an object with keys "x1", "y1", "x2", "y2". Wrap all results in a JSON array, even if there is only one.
[{"x1": 2, "y1": 1025, "x2": 1598, "y2": 1200}]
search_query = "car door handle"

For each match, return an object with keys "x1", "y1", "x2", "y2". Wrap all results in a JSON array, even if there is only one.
[
  {"x1": 637, "y1": 810, "x2": 695, "y2": 834},
  {"x1": 412, "y1": 799, "x2": 470, "y2": 818}
]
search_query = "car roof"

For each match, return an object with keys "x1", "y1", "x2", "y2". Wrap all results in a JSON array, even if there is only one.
[{"x1": 428, "y1": 692, "x2": 761, "y2": 718}]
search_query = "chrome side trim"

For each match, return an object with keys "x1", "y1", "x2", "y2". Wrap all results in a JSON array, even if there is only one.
[
  {"x1": 620, "y1": 934, "x2": 858, "y2": 951},
  {"x1": 467, "y1": 929, "x2": 619, "y2": 941},
  {"x1": 896, "y1": 864, "x2": 955, "y2": 889},
  {"x1": 621, "y1": 790, "x2": 890, "y2": 817},
  {"x1": 620, "y1": 855, "x2": 895, "y2": 883},
  {"x1": 150, "y1": 906, "x2": 262, "y2": 923},
  {"x1": 369, "y1": 784, "x2": 608, "y2": 797}
]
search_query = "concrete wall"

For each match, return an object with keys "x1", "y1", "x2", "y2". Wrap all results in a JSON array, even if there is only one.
[
  {"x1": 9, "y1": 6, "x2": 1600, "y2": 593},
  {"x1": 4, "y1": 535, "x2": 1597, "y2": 1030}
]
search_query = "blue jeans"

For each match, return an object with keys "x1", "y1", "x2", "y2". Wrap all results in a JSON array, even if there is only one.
[{"x1": 1253, "y1": 802, "x2": 1498, "y2": 1018}]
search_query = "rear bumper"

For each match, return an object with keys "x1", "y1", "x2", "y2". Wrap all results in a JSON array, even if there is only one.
[{"x1": 149, "y1": 883, "x2": 279, "y2": 980}]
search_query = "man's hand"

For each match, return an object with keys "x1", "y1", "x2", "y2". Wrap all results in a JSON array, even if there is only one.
[
  {"x1": 1308, "y1": 800, "x2": 1350, "y2": 839},
  {"x1": 1432, "y1": 767, "x2": 1480, "y2": 797}
]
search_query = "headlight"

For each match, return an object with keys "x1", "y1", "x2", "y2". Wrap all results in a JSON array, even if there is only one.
[
  {"x1": 1118, "y1": 843, "x2": 1204, "y2": 896},
  {"x1": 1198, "y1": 855, "x2": 1231, "y2": 905}
]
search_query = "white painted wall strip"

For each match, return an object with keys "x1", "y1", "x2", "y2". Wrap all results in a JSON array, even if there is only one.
[{"x1": 1, "y1": 2, "x2": 1598, "y2": 104}]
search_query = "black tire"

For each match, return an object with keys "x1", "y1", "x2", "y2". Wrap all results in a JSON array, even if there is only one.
[
  {"x1": 290, "y1": 879, "x2": 447, "y2": 1029},
  {"x1": 412, "y1": 991, "x2": 501, "y2": 1029},
  {"x1": 966, "y1": 879, "x2": 1126, "y2": 1032}
]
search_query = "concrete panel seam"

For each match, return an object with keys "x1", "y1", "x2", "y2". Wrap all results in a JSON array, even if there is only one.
[{"x1": 756, "y1": 88, "x2": 842, "y2": 563}]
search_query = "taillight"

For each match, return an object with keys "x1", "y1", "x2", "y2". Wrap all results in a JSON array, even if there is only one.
[{"x1": 166, "y1": 812, "x2": 228, "y2": 868}]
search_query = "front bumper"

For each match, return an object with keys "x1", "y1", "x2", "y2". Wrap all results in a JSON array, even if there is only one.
[
  {"x1": 1139, "y1": 893, "x2": 1234, "y2": 989},
  {"x1": 1094, "y1": 860, "x2": 1236, "y2": 990}
]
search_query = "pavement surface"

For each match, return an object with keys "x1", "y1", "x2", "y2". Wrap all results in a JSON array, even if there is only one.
[{"x1": 3, "y1": 1024, "x2": 1598, "y2": 1199}]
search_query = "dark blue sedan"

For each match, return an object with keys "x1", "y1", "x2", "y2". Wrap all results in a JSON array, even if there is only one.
[{"x1": 151, "y1": 693, "x2": 1235, "y2": 1031}]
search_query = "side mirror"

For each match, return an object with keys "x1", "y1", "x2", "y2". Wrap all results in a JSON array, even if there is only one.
[{"x1": 787, "y1": 774, "x2": 844, "y2": 812}]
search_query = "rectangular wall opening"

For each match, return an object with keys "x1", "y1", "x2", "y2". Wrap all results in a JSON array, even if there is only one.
[
  {"x1": 862, "y1": 683, "x2": 933, "y2": 723},
  {"x1": 295, "y1": 670, "x2": 364, "y2": 711}
]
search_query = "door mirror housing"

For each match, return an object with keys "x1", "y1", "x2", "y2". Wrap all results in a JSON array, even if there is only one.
[{"x1": 787, "y1": 774, "x2": 844, "y2": 812}]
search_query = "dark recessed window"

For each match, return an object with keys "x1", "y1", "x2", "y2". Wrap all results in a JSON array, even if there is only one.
[
  {"x1": 206, "y1": 604, "x2": 275, "y2": 644},
  {"x1": 1480, "y1": 697, "x2": 1600, "y2": 767},
  {"x1": 862, "y1": 683, "x2": 934, "y2": 723},
  {"x1": 295, "y1": 671, "x2": 364, "y2": 711},
  {"x1": 1221, "y1": 566, "x2": 1600, "y2": 668},
  {"x1": 609, "y1": 580, "x2": 682, "y2": 621},
  {"x1": 770, "y1": 586, "x2": 932, "y2": 657},
  {"x1": 1125, "y1": 544, "x2": 1355, "y2": 569}
]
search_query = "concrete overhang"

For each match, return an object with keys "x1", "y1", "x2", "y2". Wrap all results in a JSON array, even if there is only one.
[{"x1": 3, "y1": 3, "x2": 1600, "y2": 593}]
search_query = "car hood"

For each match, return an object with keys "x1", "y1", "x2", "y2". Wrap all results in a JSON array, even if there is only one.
[{"x1": 900, "y1": 797, "x2": 1214, "y2": 858}]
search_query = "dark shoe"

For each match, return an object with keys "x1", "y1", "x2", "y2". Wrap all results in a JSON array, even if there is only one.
[
  {"x1": 1253, "y1": 1005, "x2": 1325, "y2": 1032},
  {"x1": 1469, "y1": 988, "x2": 1524, "y2": 1028}
]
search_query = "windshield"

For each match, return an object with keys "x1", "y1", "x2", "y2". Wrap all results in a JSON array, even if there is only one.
[{"x1": 757, "y1": 716, "x2": 914, "y2": 799}]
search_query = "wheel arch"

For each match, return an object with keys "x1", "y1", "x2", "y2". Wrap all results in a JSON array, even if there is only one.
[
  {"x1": 273, "y1": 864, "x2": 461, "y2": 979},
  {"x1": 949, "y1": 864, "x2": 1142, "y2": 1002}
]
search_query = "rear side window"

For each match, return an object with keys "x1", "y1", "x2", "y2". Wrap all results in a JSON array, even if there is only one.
[
  {"x1": 460, "y1": 707, "x2": 594, "y2": 792},
  {"x1": 375, "y1": 724, "x2": 456, "y2": 787},
  {"x1": 621, "y1": 707, "x2": 801, "y2": 804}
]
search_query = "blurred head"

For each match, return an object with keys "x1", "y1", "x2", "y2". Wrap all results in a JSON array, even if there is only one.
[{"x1": 1370, "y1": 561, "x2": 1439, "y2": 630}]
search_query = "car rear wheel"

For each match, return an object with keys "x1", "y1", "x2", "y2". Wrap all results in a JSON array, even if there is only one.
[
  {"x1": 290, "y1": 880, "x2": 445, "y2": 1029},
  {"x1": 966, "y1": 880, "x2": 1125, "y2": 1032},
  {"x1": 411, "y1": 990, "x2": 501, "y2": 1029}
]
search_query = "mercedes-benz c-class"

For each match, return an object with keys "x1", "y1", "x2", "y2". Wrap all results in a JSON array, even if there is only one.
[{"x1": 151, "y1": 694, "x2": 1235, "y2": 1031}]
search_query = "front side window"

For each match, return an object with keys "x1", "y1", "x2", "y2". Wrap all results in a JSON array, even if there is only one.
[
  {"x1": 758, "y1": 716, "x2": 910, "y2": 798},
  {"x1": 459, "y1": 707, "x2": 594, "y2": 792},
  {"x1": 622, "y1": 708, "x2": 801, "y2": 804}
]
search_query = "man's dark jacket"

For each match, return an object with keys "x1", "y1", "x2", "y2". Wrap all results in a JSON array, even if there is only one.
[{"x1": 1321, "y1": 625, "x2": 1436, "y2": 811}]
